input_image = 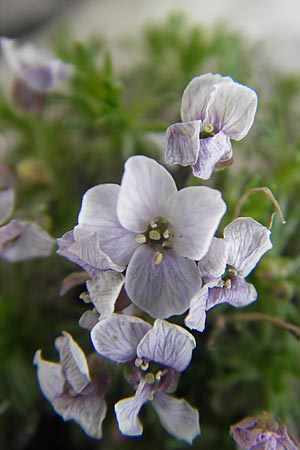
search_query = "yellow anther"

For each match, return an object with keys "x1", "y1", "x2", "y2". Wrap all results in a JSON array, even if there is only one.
[
  {"x1": 149, "y1": 230, "x2": 161, "y2": 240},
  {"x1": 153, "y1": 251, "x2": 163, "y2": 265},
  {"x1": 135, "y1": 358, "x2": 143, "y2": 368},
  {"x1": 141, "y1": 362, "x2": 149, "y2": 371},
  {"x1": 163, "y1": 229, "x2": 169, "y2": 239},
  {"x1": 145, "y1": 372, "x2": 155, "y2": 384},
  {"x1": 155, "y1": 370, "x2": 162, "y2": 381},
  {"x1": 225, "y1": 279, "x2": 232, "y2": 289},
  {"x1": 135, "y1": 234, "x2": 146, "y2": 244},
  {"x1": 150, "y1": 220, "x2": 158, "y2": 229},
  {"x1": 148, "y1": 391, "x2": 154, "y2": 401},
  {"x1": 203, "y1": 122, "x2": 214, "y2": 134}
]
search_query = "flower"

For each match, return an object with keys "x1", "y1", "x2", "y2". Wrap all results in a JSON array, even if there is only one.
[
  {"x1": 34, "y1": 331, "x2": 109, "y2": 439},
  {"x1": 165, "y1": 73, "x2": 258, "y2": 179},
  {"x1": 230, "y1": 413, "x2": 300, "y2": 450},
  {"x1": 91, "y1": 314, "x2": 200, "y2": 444},
  {"x1": 58, "y1": 155, "x2": 226, "y2": 318},
  {"x1": 185, "y1": 217, "x2": 272, "y2": 331}
]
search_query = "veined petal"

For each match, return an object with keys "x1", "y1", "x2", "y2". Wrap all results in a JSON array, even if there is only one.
[
  {"x1": 0, "y1": 220, "x2": 54, "y2": 262},
  {"x1": 0, "y1": 188, "x2": 15, "y2": 224},
  {"x1": 78, "y1": 184, "x2": 139, "y2": 266},
  {"x1": 91, "y1": 314, "x2": 151, "y2": 363},
  {"x1": 137, "y1": 319, "x2": 195, "y2": 372},
  {"x1": 206, "y1": 79, "x2": 258, "y2": 140},
  {"x1": 185, "y1": 286, "x2": 209, "y2": 332},
  {"x1": 224, "y1": 217, "x2": 273, "y2": 277},
  {"x1": 207, "y1": 277, "x2": 257, "y2": 310},
  {"x1": 117, "y1": 156, "x2": 177, "y2": 233},
  {"x1": 153, "y1": 392, "x2": 200, "y2": 444},
  {"x1": 53, "y1": 377, "x2": 107, "y2": 439},
  {"x1": 114, "y1": 381, "x2": 151, "y2": 436},
  {"x1": 55, "y1": 332, "x2": 91, "y2": 394},
  {"x1": 181, "y1": 73, "x2": 228, "y2": 122},
  {"x1": 86, "y1": 270, "x2": 125, "y2": 317},
  {"x1": 165, "y1": 121, "x2": 201, "y2": 166},
  {"x1": 33, "y1": 350, "x2": 65, "y2": 402},
  {"x1": 125, "y1": 245, "x2": 201, "y2": 319},
  {"x1": 79, "y1": 310, "x2": 99, "y2": 331},
  {"x1": 198, "y1": 237, "x2": 229, "y2": 284},
  {"x1": 192, "y1": 132, "x2": 232, "y2": 180},
  {"x1": 166, "y1": 186, "x2": 226, "y2": 260},
  {"x1": 57, "y1": 229, "x2": 124, "y2": 276}
]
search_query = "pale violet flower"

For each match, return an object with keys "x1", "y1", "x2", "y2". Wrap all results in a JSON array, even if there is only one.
[
  {"x1": 165, "y1": 73, "x2": 258, "y2": 179},
  {"x1": 230, "y1": 413, "x2": 300, "y2": 450},
  {"x1": 34, "y1": 331, "x2": 109, "y2": 439},
  {"x1": 1, "y1": 37, "x2": 72, "y2": 93},
  {"x1": 58, "y1": 155, "x2": 226, "y2": 318},
  {"x1": 185, "y1": 217, "x2": 272, "y2": 332},
  {"x1": 91, "y1": 314, "x2": 200, "y2": 444}
]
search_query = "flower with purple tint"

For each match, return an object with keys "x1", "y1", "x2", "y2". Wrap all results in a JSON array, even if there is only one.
[
  {"x1": 58, "y1": 155, "x2": 226, "y2": 318},
  {"x1": 34, "y1": 331, "x2": 109, "y2": 439},
  {"x1": 91, "y1": 314, "x2": 200, "y2": 444},
  {"x1": 165, "y1": 73, "x2": 258, "y2": 179},
  {"x1": 230, "y1": 413, "x2": 300, "y2": 450},
  {"x1": 185, "y1": 217, "x2": 272, "y2": 332}
]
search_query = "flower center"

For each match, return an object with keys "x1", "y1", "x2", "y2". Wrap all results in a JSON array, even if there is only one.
[
  {"x1": 200, "y1": 122, "x2": 214, "y2": 139},
  {"x1": 134, "y1": 357, "x2": 167, "y2": 385},
  {"x1": 135, "y1": 217, "x2": 173, "y2": 265},
  {"x1": 218, "y1": 264, "x2": 238, "y2": 289}
]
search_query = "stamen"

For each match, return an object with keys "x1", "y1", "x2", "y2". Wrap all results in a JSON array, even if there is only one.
[
  {"x1": 141, "y1": 362, "x2": 149, "y2": 371},
  {"x1": 203, "y1": 122, "x2": 214, "y2": 134},
  {"x1": 150, "y1": 220, "x2": 158, "y2": 229},
  {"x1": 135, "y1": 358, "x2": 143, "y2": 368},
  {"x1": 153, "y1": 251, "x2": 163, "y2": 265},
  {"x1": 225, "y1": 279, "x2": 231, "y2": 289},
  {"x1": 135, "y1": 234, "x2": 146, "y2": 244},
  {"x1": 149, "y1": 230, "x2": 161, "y2": 240},
  {"x1": 155, "y1": 370, "x2": 162, "y2": 381},
  {"x1": 145, "y1": 372, "x2": 155, "y2": 384},
  {"x1": 163, "y1": 229, "x2": 169, "y2": 239},
  {"x1": 148, "y1": 391, "x2": 154, "y2": 401}
]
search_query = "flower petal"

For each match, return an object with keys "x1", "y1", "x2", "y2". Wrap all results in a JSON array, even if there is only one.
[
  {"x1": 33, "y1": 350, "x2": 65, "y2": 402},
  {"x1": 125, "y1": 245, "x2": 201, "y2": 318},
  {"x1": 0, "y1": 220, "x2": 54, "y2": 262},
  {"x1": 185, "y1": 285, "x2": 209, "y2": 332},
  {"x1": 79, "y1": 310, "x2": 99, "y2": 331},
  {"x1": 206, "y1": 79, "x2": 258, "y2": 140},
  {"x1": 192, "y1": 131, "x2": 232, "y2": 180},
  {"x1": 166, "y1": 186, "x2": 226, "y2": 260},
  {"x1": 91, "y1": 314, "x2": 151, "y2": 363},
  {"x1": 0, "y1": 188, "x2": 14, "y2": 224},
  {"x1": 59, "y1": 271, "x2": 89, "y2": 296},
  {"x1": 117, "y1": 155, "x2": 177, "y2": 233},
  {"x1": 114, "y1": 381, "x2": 151, "y2": 436},
  {"x1": 207, "y1": 277, "x2": 257, "y2": 309},
  {"x1": 78, "y1": 184, "x2": 139, "y2": 266},
  {"x1": 57, "y1": 229, "x2": 124, "y2": 277},
  {"x1": 181, "y1": 73, "x2": 227, "y2": 122},
  {"x1": 165, "y1": 121, "x2": 201, "y2": 166},
  {"x1": 86, "y1": 270, "x2": 125, "y2": 317},
  {"x1": 55, "y1": 332, "x2": 91, "y2": 394},
  {"x1": 53, "y1": 377, "x2": 107, "y2": 439},
  {"x1": 198, "y1": 237, "x2": 229, "y2": 285},
  {"x1": 224, "y1": 217, "x2": 273, "y2": 277},
  {"x1": 137, "y1": 319, "x2": 195, "y2": 372},
  {"x1": 152, "y1": 392, "x2": 200, "y2": 444}
]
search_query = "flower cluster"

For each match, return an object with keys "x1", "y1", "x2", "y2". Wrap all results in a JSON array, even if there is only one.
[{"x1": 30, "y1": 67, "x2": 279, "y2": 443}]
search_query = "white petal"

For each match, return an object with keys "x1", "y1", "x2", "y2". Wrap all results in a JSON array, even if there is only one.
[
  {"x1": 181, "y1": 73, "x2": 228, "y2": 122},
  {"x1": 206, "y1": 80, "x2": 258, "y2": 140},
  {"x1": 87, "y1": 270, "x2": 125, "y2": 317},
  {"x1": 185, "y1": 286, "x2": 209, "y2": 332},
  {"x1": 55, "y1": 332, "x2": 91, "y2": 394},
  {"x1": 114, "y1": 381, "x2": 151, "y2": 436},
  {"x1": 117, "y1": 155, "x2": 177, "y2": 233},
  {"x1": 165, "y1": 121, "x2": 201, "y2": 166},
  {"x1": 166, "y1": 186, "x2": 226, "y2": 260},
  {"x1": 0, "y1": 188, "x2": 15, "y2": 224},
  {"x1": 91, "y1": 314, "x2": 151, "y2": 363},
  {"x1": 137, "y1": 319, "x2": 195, "y2": 372},
  {"x1": 224, "y1": 217, "x2": 272, "y2": 277},
  {"x1": 206, "y1": 277, "x2": 257, "y2": 309},
  {"x1": 198, "y1": 237, "x2": 229, "y2": 284},
  {"x1": 79, "y1": 310, "x2": 99, "y2": 331},
  {"x1": 125, "y1": 245, "x2": 201, "y2": 319},
  {"x1": 33, "y1": 350, "x2": 65, "y2": 402},
  {"x1": 153, "y1": 392, "x2": 200, "y2": 444}
]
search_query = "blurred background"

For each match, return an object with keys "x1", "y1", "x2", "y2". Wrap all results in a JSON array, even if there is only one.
[{"x1": 1, "y1": 1, "x2": 300, "y2": 450}]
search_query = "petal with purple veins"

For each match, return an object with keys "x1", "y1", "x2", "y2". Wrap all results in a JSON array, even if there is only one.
[
  {"x1": 117, "y1": 156, "x2": 177, "y2": 233},
  {"x1": 185, "y1": 285, "x2": 209, "y2": 332},
  {"x1": 152, "y1": 392, "x2": 200, "y2": 444},
  {"x1": 91, "y1": 314, "x2": 151, "y2": 363},
  {"x1": 125, "y1": 245, "x2": 201, "y2": 318},
  {"x1": 87, "y1": 270, "x2": 125, "y2": 317},
  {"x1": 137, "y1": 319, "x2": 195, "y2": 372},
  {"x1": 224, "y1": 217, "x2": 273, "y2": 277},
  {"x1": 165, "y1": 121, "x2": 201, "y2": 166},
  {"x1": 33, "y1": 350, "x2": 65, "y2": 402},
  {"x1": 207, "y1": 277, "x2": 257, "y2": 310},
  {"x1": 198, "y1": 237, "x2": 229, "y2": 284}
]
